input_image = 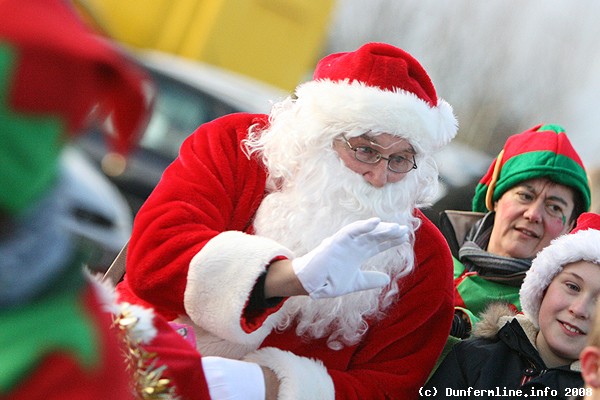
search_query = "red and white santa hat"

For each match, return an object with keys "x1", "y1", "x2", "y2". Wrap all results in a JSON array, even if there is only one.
[
  {"x1": 294, "y1": 42, "x2": 458, "y2": 153},
  {"x1": 520, "y1": 212, "x2": 600, "y2": 328}
]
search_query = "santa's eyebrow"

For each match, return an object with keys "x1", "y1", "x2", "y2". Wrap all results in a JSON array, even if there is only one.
[{"x1": 359, "y1": 133, "x2": 416, "y2": 153}]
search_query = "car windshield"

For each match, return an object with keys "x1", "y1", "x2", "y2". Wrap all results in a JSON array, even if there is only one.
[{"x1": 140, "y1": 71, "x2": 237, "y2": 159}]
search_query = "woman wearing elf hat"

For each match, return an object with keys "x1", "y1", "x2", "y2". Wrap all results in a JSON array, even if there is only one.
[
  {"x1": 0, "y1": 1, "x2": 210, "y2": 399},
  {"x1": 441, "y1": 124, "x2": 591, "y2": 340},
  {"x1": 424, "y1": 212, "x2": 600, "y2": 398},
  {"x1": 117, "y1": 42, "x2": 459, "y2": 399}
]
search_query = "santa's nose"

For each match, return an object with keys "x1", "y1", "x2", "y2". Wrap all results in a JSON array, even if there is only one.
[{"x1": 364, "y1": 161, "x2": 389, "y2": 188}]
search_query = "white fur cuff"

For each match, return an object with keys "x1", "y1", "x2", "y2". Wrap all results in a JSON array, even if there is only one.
[
  {"x1": 184, "y1": 231, "x2": 293, "y2": 345},
  {"x1": 244, "y1": 347, "x2": 335, "y2": 400}
]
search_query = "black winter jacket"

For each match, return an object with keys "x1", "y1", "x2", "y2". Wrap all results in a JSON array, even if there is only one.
[{"x1": 423, "y1": 305, "x2": 583, "y2": 399}]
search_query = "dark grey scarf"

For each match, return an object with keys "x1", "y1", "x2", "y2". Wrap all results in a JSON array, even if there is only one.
[
  {"x1": 458, "y1": 212, "x2": 532, "y2": 287},
  {"x1": 0, "y1": 178, "x2": 76, "y2": 307}
]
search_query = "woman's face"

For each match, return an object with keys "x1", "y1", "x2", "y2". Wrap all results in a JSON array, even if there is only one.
[
  {"x1": 536, "y1": 260, "x2": 600, "y2": 367},
  {"x1": 334, "y1": 133, "x2": 416, "y2": 188},
  {"x1": 487, "y1": 178, "x2": 575, "y2": 259}
]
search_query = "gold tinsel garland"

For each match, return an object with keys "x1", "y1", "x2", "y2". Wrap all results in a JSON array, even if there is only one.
[{"x1": 113, "y1": 305, "x2": 181, "y2": 400}]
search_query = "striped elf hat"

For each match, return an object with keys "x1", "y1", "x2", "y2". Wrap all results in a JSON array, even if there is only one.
[
  {"x1": 0, "y1": 0, "x2": 152, "y2": 214},
  {"x1": 472, "y1": 124, "x2": 590, "y2": 213}
]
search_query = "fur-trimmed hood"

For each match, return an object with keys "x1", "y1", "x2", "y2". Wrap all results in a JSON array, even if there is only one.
[
  {"x1": 472, "y1": 302, "x2": 530, "y2": 340},
  {"x1": 472, "y1": 302, "x2": 581, "y2": 372}
]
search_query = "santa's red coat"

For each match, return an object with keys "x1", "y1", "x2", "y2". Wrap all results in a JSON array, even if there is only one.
[{"x1": 118, "y1": 112, "x2": 454, "y2": 399}]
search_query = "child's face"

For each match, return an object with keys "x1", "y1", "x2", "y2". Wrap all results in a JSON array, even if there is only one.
[{"x1": 537, "y1": 260, "x2": 600, "y2": 366}]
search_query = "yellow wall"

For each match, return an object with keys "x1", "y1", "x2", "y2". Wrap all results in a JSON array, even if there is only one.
[{"x1": 76, "y1": 0, "x2": 335, "y2": 90}]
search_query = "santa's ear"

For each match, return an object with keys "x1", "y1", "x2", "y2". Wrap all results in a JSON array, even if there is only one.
[{"x1": 581, "y1": 345, "x2": 600, "y2": 388}]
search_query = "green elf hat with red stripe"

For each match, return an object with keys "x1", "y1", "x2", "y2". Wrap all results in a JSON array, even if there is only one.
[
  {"x1": 0, "y1": 0, "x2": 152, "y2": 215},
  {"x1": 472, "y1": 124, "x2": 591, "y2": 213}
]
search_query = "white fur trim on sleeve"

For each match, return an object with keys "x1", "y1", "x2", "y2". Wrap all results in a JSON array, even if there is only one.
[
  {"x1": 184, "y1": 231, "x2": 293, "y2": 346},
  {"x1": 243, "y1": 347, "x2": 335, "y2": 400}
]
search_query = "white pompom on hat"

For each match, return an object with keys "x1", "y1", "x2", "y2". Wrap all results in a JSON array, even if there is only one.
[
  {"x1": 294, "y1": 42, "x2": 458, "y2": 153},
  {"x1": 520, "y1": 212, "x2": 600, "y2": 328}
]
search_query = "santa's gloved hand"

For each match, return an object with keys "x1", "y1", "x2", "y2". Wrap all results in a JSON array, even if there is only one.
[
  {"x1": 292, "y1": 217, "x2": 409, "y2": 299},
  {"x1": 201, "y1": 356, "x2": 265, "y2": 400}
]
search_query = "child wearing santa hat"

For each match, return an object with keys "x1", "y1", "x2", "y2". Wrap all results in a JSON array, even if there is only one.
[{"x1": 424, "y1": 212, "x2": 600, "y2": 398}]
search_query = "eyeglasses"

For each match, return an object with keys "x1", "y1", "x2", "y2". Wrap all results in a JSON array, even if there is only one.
[{"x1": 341, "y1": 134, "x2": 418, "y2": 174}]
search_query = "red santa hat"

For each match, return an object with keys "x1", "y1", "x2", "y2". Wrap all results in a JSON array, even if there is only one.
[
  {"x1": 520, "y1": 212, "x2": 600, "y2": 328},
  {"x1": 294, "y1": 42, "x2": 458, "y2": 152}
]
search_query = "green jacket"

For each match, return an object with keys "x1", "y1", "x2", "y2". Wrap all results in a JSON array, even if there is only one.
[
  {"x1": 439, "y1": 211, "x2": 529, "y2": 331},
  {"x1": 453, "y1": 256, "x2": 521, "y2": 326}
]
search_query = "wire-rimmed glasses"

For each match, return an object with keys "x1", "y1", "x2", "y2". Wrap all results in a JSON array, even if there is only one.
[{"x1": 341, "y1": 134, "x2": 417, "y2": 173}]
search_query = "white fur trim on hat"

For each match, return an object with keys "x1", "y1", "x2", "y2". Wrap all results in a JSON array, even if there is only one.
[
  {"x1": 243, "y1": 347, "x2": 335, "y2": 400},
  {"x1": 294, "y1": 79, "x2": 458, "y2": 153},
  {"x1": 184, "y1": 231, "x2": 293, "y2": 347},
  {"x1": 520, "y1": 228, "x2": 600, "y2": 328}
]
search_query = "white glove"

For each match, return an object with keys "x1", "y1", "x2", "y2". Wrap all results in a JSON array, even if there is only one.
[
  {"x1": 292, "y1": 217, "x2": 409, "y2": 299},
  {"x1": 201, "y1": 357, "x2": 265, "y2": 400}
]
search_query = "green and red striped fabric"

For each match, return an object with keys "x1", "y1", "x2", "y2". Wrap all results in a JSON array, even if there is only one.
[
  {"x1": 0, "y1": 0, "x2": 151, "y2": 214},
  {"x1": 472, "y1": 124, "x2": 590, "y2": 213}
]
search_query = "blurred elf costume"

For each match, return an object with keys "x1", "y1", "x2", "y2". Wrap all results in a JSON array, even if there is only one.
[
  {"x1": 439, "y1": 123, "x2": 590, "y2": 338},
  {"x1": 0, "y1": 0, "x2": 209, "y2": 399}
]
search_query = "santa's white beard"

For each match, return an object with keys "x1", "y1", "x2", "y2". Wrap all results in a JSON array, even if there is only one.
[{"x1": 252, "y1": 147, "x2": 437, "y2": 349}]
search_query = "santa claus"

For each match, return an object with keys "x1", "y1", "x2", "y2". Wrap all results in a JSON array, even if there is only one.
[{"x1": 118, "y1": 42, "x2": 458, "y2": 399}]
